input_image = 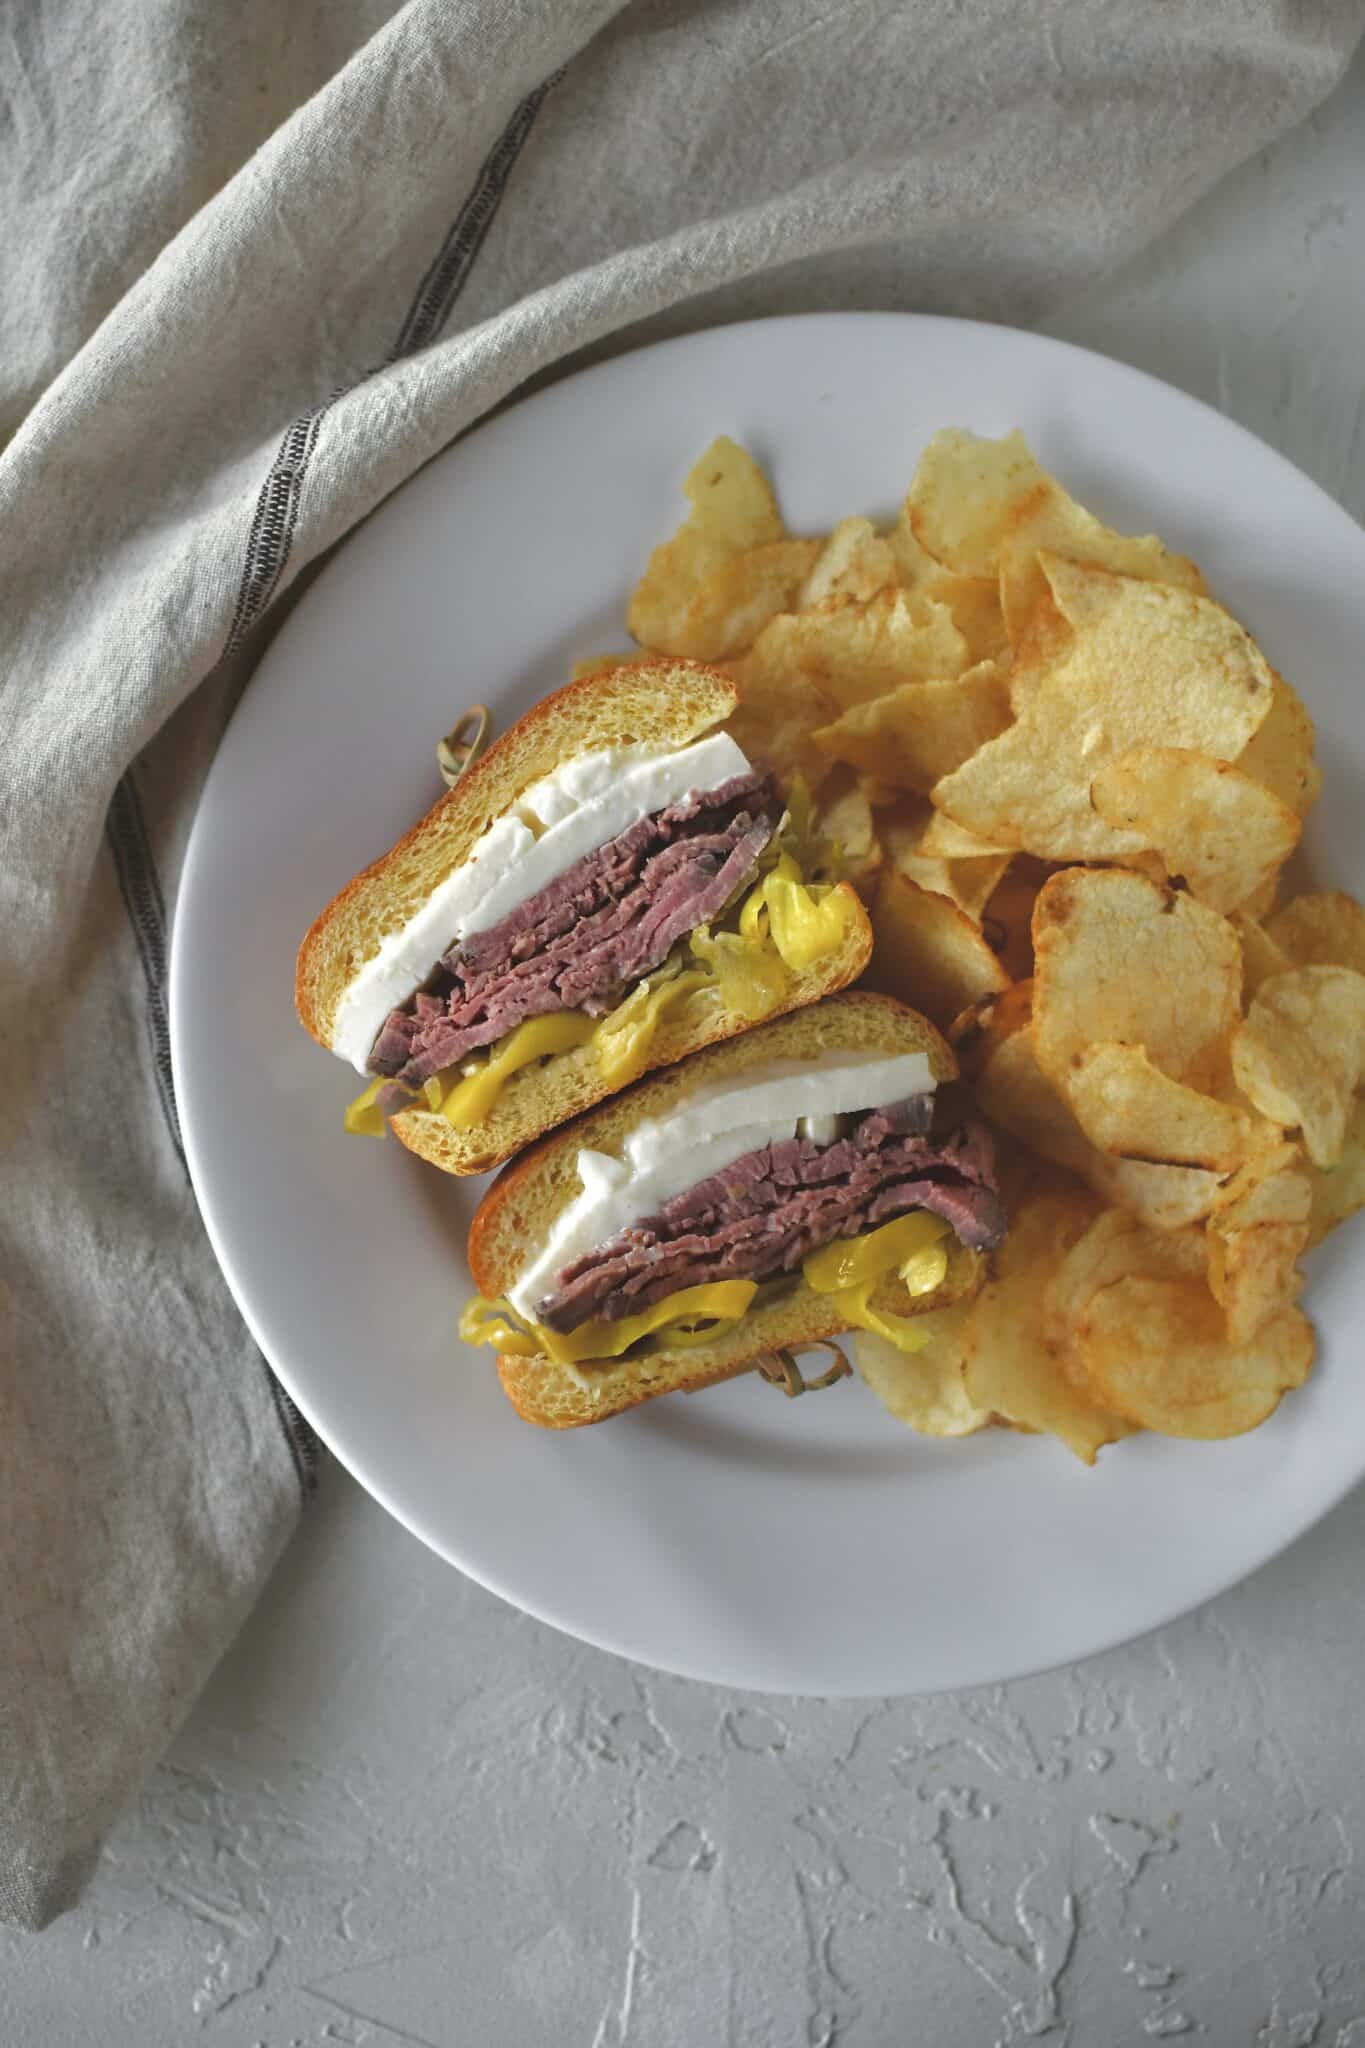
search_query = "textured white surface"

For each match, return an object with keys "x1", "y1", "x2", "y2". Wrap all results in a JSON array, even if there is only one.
[{"x1": 7, "y1": 49, "x2": 1365, "y2": 2043}]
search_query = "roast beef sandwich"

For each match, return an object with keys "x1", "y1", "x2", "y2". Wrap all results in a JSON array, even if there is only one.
[
  {"x1": 462, "y1": 992, "x2": 1007, "y2": 1427},
  {"x1": 296, "y1": 663, "x2": 872, "y2": 1175}
]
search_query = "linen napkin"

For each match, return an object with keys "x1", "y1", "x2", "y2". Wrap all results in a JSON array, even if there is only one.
[{"x1": 3, "y1": 0, "x2": 1362, "y2": 1930}]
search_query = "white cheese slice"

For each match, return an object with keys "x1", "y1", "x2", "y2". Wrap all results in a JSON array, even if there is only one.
[{"x1": 507, "y1": 1050, "x2": 937, "y2": 1318}]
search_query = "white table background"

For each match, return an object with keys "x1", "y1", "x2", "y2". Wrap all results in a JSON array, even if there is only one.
[{"x1": 6, "y1": 51, "x2": 1365, "y2": 2048}]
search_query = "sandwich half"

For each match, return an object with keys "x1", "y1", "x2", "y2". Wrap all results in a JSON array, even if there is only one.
[
  {"x1": 296, "y1": 662, "x2": 872, "y2": 1175},
  {"x1": 464, "y1": 992, "x2": 1007, "y2": 1428}
]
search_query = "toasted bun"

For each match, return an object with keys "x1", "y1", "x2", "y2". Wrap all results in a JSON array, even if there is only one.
[
  {"x1": 469, "y1": 992, "x2": 968, "y2": 1428},
  {"x1": 296, "y1": 661, "x2": 739, "y2": 1052}
]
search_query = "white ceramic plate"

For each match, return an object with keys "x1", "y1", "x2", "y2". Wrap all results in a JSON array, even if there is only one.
[{"x1": 172, "y1": 314, "x2": 1365, "y2": 1696}]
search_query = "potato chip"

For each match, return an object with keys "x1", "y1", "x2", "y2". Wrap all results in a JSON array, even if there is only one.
[
  {"x1": 671, "y1": 538, "x2": 825, "y2": 661},
  {"x1": 939, "y1": 577, "x2": 1012, "y2": 668},
  {"x1": 866, "y1": 870, "x2": 1010, "y2": 1031},
  {"x1": 749, "y1": 590, "x2": 969, "y2": 712},
  {"x1": 1090, "y1": 748, "x2": 1300, "y2": 915},
  {"x1": 943, "y1": 853, "x2": 1014, "y2": 923},
  {"x1": 858, "y1": 774, "x2": 906, "y2": 811},
  {"x1": 628, "y1": 437, "x2": 785, "y2": 652},
  {"x1": 903, "y1": 427, "x2": 1202, "y2": 625},
  {"x1": 1033, "y1": 868, "x2": 1242, "y2": 1093},
  {"x1": 852, "y1": 1302, "x2": 991, "y2": 1436},
  {"x1": 1233, "y1": 912, "x2": 1295, "y2": 1002},
  {"x1": 948, "y1": 979, "x2": 1036, "y2": 1077},
  {"x1": 1207, "y1": 1153, "x2": 1311, "y2": 1346},
  {"x1": 1114, "y1": 850, "x2": 1170, "y2": 887},
  {"x1": 1065, "y1": 1042, "x2": 1267, "y2": 1171},
  {"x1": 1001, "y1": 538, "x2": 1201, "y2": 652},
  {"x1": 804, "y1": 505, "x2": 1011, "y2": 669},
  {"x1": 877, "y1": 799, "x2": 1013, "y2": 921},
  {"x1": 1231, "y1": 965, "x2": 1365, "y2": 1168},
  {"x1": 1094, "y1": 1157, "x2": 1227, "y2": 1230},
  {"x1": 815, "y1": 770, "x2": 883, "y2": 895},
  {"x1": 979, "y1": 856, "x2": 1050, "y2": 982},
  {"x1": 722, "y1": 650, "x2": 836, "y2": 796},
  {"x1": 877, "y1": 511, "x2": 1012, "y2": 665},
  {"x1": 999, "y1": 496, "x2": 1202, "y2": 649},
  {"x1": 885, "y1": 506, "x2": 950, "y2": 584},
  {"x1": 1071, "y1": 1277, "x2": 1312, "y2": 1438},
  {"x1": 1239, "y1": 874, "x2": 1280, "y2": 923},
  {"x1": 1307, "y1": 1097, "x2": 1365, "y2": 1247},
  {"x1": 812, "y1": 660, "x2": 1012, "y2": 795},
  {"x1": 995, "y1": 585, "x2": 1072, "y2": 717},
  {"x1": 1237, "y1": 673, "x2": 1321, "y2": 816},
  {"x1": 974, "y1": 1025, "x2": 1096, "y2": 1178},
  {"x1": 933, "y1": 560, "x2": 1274, "y2": 860},
  {"x1": 917, "y1": 810, "x2": 1012, "y2": 858},
  {"x1": 975, "y1": 1024, "x2": 1225, "y2": 1228},
  {"x1": 1209, "y1": 1140, "x2": 1305, "y2": 1219},
  {"x1": 884, "y1": 846, "x2": 958, "y2": 901},
  {"x1": 904, "y1": 429, "x2": 1045, "y2": 576},
  {"x1": 1043, "y1": 1207, "x2": 1207, "y2": 1354},
  {"x1": 876, "y1": 793, "x2": 935, "y2": 855},
  {"x1": 893, "y1": 852, "x2": 1013, "y2": 923},
  {"x1": 960, "y1": 1183, "x2": 1132, "y2": 1463},
  {"x1": 1212, "y1": 1221, "x2": 1310, "y2": 1314},
  {"x1": 1268, "y1": 892, "x2": 1365, "y2": 977},
  {"x1": 801, "y1": 517, "x2": 900, "y2": 607}
]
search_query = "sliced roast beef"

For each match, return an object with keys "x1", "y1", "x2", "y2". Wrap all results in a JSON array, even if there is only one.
[
  {"x1": 535, "y1": 1105, "x2": 1005, "y2": 1333},
  {"x1": 369, "y1": 769, "x2": 780, "y2": 1085}
]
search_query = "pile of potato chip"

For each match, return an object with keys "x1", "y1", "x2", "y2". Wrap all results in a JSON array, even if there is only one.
[{"x1": 578, "y1": 429, "x2": 1365, "y2": 1459}]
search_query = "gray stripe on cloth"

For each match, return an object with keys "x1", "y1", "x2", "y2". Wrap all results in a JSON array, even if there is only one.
[{"x1": 219, "y1": 71, "x2": 561, "y2": 666}]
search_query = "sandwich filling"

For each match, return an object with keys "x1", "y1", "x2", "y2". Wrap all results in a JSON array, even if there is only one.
[
  {"x1": 535, "y1": 1104, "x2": 1002, "y2": 1336},
  {"x1": 330, "y1": 731, "x2": 766, "y2": 1072},
  {"x1": 341, "y1": 728, "x2": 868, "y2": 1136},
  {"x1": 463, "y1": 1052, "x2": 1005, "y2": 1367},
  {"x1": 369, "y1": 765, "x2": 779, "y2": 1089}
]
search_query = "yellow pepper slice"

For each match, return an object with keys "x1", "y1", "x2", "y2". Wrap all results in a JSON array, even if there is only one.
[
  {"x1": 458, "y1": 1295, "x2": 542, "y2": 1357},
  {"x1": 440, "y1": 1009, "x2": 598, "y2": 1128},
  {"x1": 832, "y1": 1283, "x2": 935, "y2": 1354},
  {"x1": 764, "y1": 872, "x2": 855, "y2": 972},
  {"x1": 739, "y1": 850, "x2": 856, "y2": 973},
  {"x1": 688, "y1": 922, "x2": 788, "y2": 1021},
  {"x1": 801, "y1": 1212, "x2": 953, "y2": 1355},
  {"x1": 738, "y1": 859, "x2": 783, "y2": 943},
  {"x1": 660, "y1": 1312, "x2": 749, "y2": 1350},
  {"x1": 802, "y1": 1211, "x2": 950, "y2": 1294},
  {"x1": 343, "y1": 1076, "x2": 389, "y2": 1138},
  {"x1": 774, "y1": 776, "x2": 840, "y2": 882},
  {"x1": 461, "y1": 1279, "x2": 759, "y2": 1366},
  {"x1": 594, "y1": 962, "x2": 711, "y2": 1088},
  {"x1": 898, "y1": 1243, "x2": 950, "y2": 1298}
]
